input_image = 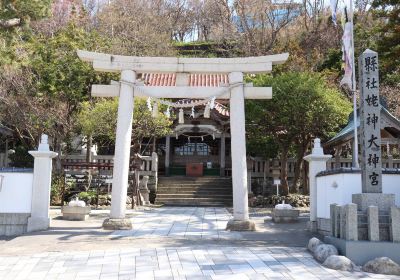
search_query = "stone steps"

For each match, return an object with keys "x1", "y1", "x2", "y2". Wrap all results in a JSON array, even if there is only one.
[
  {"x1": 154, "y1": 198, "x2": 231, "y2": 207},
  {"x1": 155, "y1": 176, "x2": 232, "y2": 206},
  {"x1": 157, "y1": 187, "x2": 232, "y2": 193}
]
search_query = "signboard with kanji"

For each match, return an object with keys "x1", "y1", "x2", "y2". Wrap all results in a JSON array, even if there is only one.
[{"x1": 358, "y1": 49, "x2": 382, "y2": 193}]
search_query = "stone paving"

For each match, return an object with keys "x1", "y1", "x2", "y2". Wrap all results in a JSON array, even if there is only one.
[
  {"x1": 0, "y1": 207, "x2": 399, "y2": 280},
  {"x1": 111, "y1": 207, "x2": 242, "y2": 239}
]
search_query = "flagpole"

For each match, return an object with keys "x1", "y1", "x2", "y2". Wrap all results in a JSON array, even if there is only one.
[{"x1": 349, "y1": 0, "x2": 359, "y2": 168}]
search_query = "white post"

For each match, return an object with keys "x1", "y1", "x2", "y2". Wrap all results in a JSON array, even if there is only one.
[
  {"x1": 304, "y1": 138, "x2": 332, "y2": 232},
  {"x1": 226, "y1": 72, "x2": 255, "y2": 231},
  {"x1": 220, "y1": 133, "x2": 225, "y2": 176},
  {"x1": 350, "y1": 0, "x2": 359, "y2": 168},
  {"x1": 104, "y1": 70, "x2": 135, "y2": 230},
  {"x1": 27, "y1": 134, "x2": 58, "y2": 232},
  {"x1": 165, "y1": 135, "x2": 170, "y2": 176},
  {"x1": 151, "y1": 151, "x2": 158, "y2": 191}
]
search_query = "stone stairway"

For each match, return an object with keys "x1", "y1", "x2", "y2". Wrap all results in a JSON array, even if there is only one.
[{"x1": 155, "y1": 177, "x2": 233, "y2": 206}]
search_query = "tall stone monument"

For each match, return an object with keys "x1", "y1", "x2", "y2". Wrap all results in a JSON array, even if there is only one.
[
  {"x1": 352, "y1": 49, "x2": 395, "y2": 211},
  {"x1": 326, "y1": 50, "x2": 400, "y2": 265}
]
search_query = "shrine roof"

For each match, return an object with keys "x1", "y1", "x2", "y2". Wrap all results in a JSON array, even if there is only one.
[{"x1": 324, "y1": 107, "x2": 400, "y2": 148}]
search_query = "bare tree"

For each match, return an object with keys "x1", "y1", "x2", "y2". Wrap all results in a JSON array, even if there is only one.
[
  {"x1": 96, "y1": 0, "x2": 176, "y2": 56},
  {"x1": 233, "y1": 0, "x2": 302, "y2": 55}
]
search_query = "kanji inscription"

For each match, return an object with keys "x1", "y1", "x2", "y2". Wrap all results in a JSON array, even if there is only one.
[{"x1": 358, "y1": 49, "x2": 382, "y2": 193}]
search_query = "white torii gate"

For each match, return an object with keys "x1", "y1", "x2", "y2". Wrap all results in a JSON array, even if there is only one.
[{"x1": 77, "y1": 50, "x2": 289, "y2": 231}]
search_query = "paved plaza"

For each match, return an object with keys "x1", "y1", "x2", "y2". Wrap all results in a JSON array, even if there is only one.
[{"x1": 0, "y1": 207, "x2": 399, "y2": 280}]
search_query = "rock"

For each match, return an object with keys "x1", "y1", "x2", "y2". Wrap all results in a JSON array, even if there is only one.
[
  {"x1": 226, "y1": 220, "x2": 256, "y2": 231},
  {"x1": 363, "y1": 257, "x2": 400, "y2": 276},
  {"x1": 102, "y1": 218, "x2": 132, "y2": 230},
  {"x1": 308, "y1": 237, "x2": 323, "y2": 253},
  {"x1": 314, "y1": 244, "x2": 338, "y2": 263},
  {"x1": 323, "y1": 255, "x2": 355, "y2": 271}
]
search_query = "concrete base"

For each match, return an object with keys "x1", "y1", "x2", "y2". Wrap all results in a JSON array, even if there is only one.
[
  {"x1": 226, "y1": 219, "x2": 256, "y2": 231},
  {"x1": 325, "y1": 236, "x2": 400, "y2": 265},
  {"x1": 352, "y1": 193, "x2": 395, "y2": 211},
  {"x1": 271, "y1": 209, "x2": 299, "y2": 223},
  {"x1": 62, "y1": 206, "x2": 91, "y2": 221},
  {"x1": 102, "y1": 218, "x2": 132, "y2": 230},
  {"x1": 0, "y1": 213, "x2": 30, "y2": 236},
  {"x1": 27, "y1": 216, "x2": 50, "y2": 232}
]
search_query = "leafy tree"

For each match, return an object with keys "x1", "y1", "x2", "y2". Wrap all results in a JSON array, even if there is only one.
[
  {"x1": 246, "y1": 72, "x2": 351, "y2": 194},
  {"x1": 0, "y1": 23, "x2": 112, "y2": 172},
  {"x1": 0, "y1": 0, "x2": 51, "y2": 29},
  {"x1": 371, "y1": 0, "x2": 400, "y2": 82},
  {"x1": 77, "y1": 98, "x2": 172, "y2": 154}
]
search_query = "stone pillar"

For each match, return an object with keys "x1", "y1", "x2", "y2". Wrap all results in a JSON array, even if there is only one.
[
  {"x1": 27, "y1": 134, "x2": 58, "y2": 232},
  {"x1": 103, "y1": 70, "x2": 135, "y2": 230},
  {"x1": 220, "y1": 133, "x2": 226, "y2": 177},
  {"x1": 344, "y1": 203, "x2": 358, "y2": 241},
  {"x1": 165, "y1": 135, "x2": 170, "y2": 176},
  {"x1": 334, "y1": 204, "x2": 341, "y2": 237},
  {"x1": 330, "y1": 203, "x2": 338, "y2": 237},
  {"x1": 226, "y1": 72, "x2": 255, "y2": 231},
  {"x1": 304, "y1": 138, "x2": 332, "y2": 231},
  {"x1": 390, "y1": 206, "x2": 400, "y2": 242},
  {"x1": 367, "y1": 206, "x2": 379, "y2": 241}
]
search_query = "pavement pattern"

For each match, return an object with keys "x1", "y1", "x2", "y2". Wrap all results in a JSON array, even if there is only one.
[{"x1": 0, "y1": 207, "x2": 399, "y2": 280}]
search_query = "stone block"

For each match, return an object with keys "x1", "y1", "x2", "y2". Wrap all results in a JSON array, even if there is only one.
[
  {"x1": 316, "y1": 218, "x2": 331, "y2": 236},
  {"x1": 271, "y1": 208, "x2": 299, "y2": 223},
  {"x1": 367, "y1": 206, "x2": 379, "y2": 241},
  {"x1": 226, "y1": 219, "x2": 256, "y2": 231},
  {"x1": 62, "y1": 206, "x2": 91, "y2": 221},
  {"x1": 390, "y1": 206, "x2": 400, "y2": 243},
  {"x1": 352, "y1": 193, "x2": 395, "y2": 211}
]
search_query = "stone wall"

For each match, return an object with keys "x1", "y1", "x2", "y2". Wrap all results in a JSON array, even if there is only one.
[
  {"x1": 315, "y1": 169, "x2": 400, "y2": 220},
  {"x1": 317, "y1": 218, "x2": 331, "y2": 236},
  {"x1": 0, "y1": 213, "x2": 30, "y2": 236}
]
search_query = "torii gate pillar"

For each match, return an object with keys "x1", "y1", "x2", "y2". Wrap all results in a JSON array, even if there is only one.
[
  {"x1": 226, "y1": 72, "x2": 255, "y2": 231},
  {"x1": 103, "y1": 70, "x2": 135, "y2": 230}
]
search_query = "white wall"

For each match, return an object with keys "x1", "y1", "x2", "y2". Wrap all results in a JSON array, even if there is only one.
[
  {"x1": 0, "y1": 172, "x2": 33, "y2": 213},
  {"x1": 316, "y1": 173, "x2": 400, "y2": 219}
]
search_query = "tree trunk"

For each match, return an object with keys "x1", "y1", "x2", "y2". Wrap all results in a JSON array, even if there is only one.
[
  {"x1": 303, "y1": 161, "x2": 309, "y2": 194},
  {"x1": 86, "y1": 135, "x2": 93, "y2": 163},
  {"x1": 152, "y1": 137, "x2": 156, "y2": 153},
  {"x1": 290, "y1": 141, "x2": 309, "y2": 193},
  {"x1": 279, "y1": 146, "x2": 289, "y2": 195}
]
